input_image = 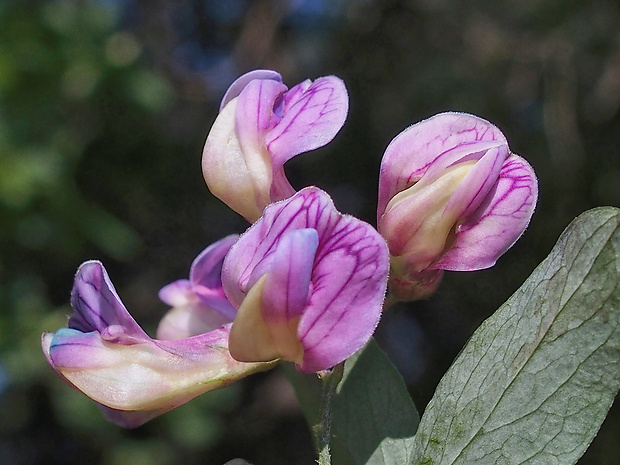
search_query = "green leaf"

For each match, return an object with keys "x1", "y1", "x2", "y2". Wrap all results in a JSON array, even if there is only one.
[
  {"x1": 333, "y1": 338, "x2": 419, "y2": 465},
  {"x1": 411, "y1": 207, "x2": 620, "y2": 465},
  {"x1": 287, "y1": 338, "x2": 419, "y2": 465}
]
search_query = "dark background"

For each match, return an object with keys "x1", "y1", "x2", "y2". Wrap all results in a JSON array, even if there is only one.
[{"x1": 0, "y1": 1, "x2": 618, "y2": 464}]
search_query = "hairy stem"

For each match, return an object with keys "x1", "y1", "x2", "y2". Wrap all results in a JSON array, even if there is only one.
[{"x1": 316, "y1": 362, "x2": 345, "y2": 465}]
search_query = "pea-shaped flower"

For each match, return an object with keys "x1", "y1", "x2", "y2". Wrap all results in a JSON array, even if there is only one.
[
  {"x1": 378, "y1": 112, "x2": 538, "y2": 301},
  {"x1": 156, "y1": 235, "x2": 238, "y2": 340},
  {"x1": 202, "y1": 69, "x2": 348, "y2": 222},
  {"x1": 222, "y1": 187, "x2": 390, "y2": 373},
  {"x1": 41, "y1": 239, "x2": 272, "y2": 428}
]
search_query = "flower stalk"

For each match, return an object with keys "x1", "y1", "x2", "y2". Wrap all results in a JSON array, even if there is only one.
[{"x1": 316, "y1": 362, "x2": 345, "y2": 465}]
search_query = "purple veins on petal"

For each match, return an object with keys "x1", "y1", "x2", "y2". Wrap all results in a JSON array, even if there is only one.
[
  {"x1": 42, "y1": 259, "x2": 272, "y2": 428},
  {"x1": 222, "y1": 187, "x2": 389, "y2": 373},
  {"x1": 222, "y1": 188, "x2": 336, "y2": 306},
  {"x1": 266, "y1": 75, "x2": 349, "y2": 169},
  {"x1": 228, "y1": 228, "x2": 319, "y2": 365},
  {"x1": 442, "y1": 144, "x2": 507, "y2": 220},
  {"x1": 378, "y1": 112, "x2": 506, "y2": 219},
  {"x1": 297, "y1": 217, "x2": 390, "y2": 373},
  {"x1": 203, "y1": 70, "x2": 349, "y2": 222},
  {"x1": 432, "y1": 154, "x2": 538, "y2": 271},
  {"x1": 377, "y1": 112, "x2": 538, "y2": 301},
  {"x1": 69, "y1": 260, "x2": 148, "y2": 341},
  {"x1": 235, "y1": 79, "x2": 289, "y2": 157}
]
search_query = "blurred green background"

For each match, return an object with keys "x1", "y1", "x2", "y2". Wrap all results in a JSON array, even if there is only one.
[{"x1": 1, "y1": 1, "x2": 618, "y2": 464}]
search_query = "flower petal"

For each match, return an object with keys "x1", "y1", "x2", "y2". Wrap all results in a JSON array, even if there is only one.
[
  {"x1": 297, "y1": 212, "x2": 389, "y2": 373},
  {"x1": 158, "y1": 279, "x2": 193, "y2": 307},
  {"x1": 222, "y1": 187, "x2": 337, "y2": 308},
  {"x1": 432, "y1": 154, "x2": 538, "y2": 271},
  {"x1": 269, "y1": 165, "x2": 297, "y2": 205},
  {"x1": 189, "y1": 235, "x2": 238, "y2": 320},
  {"x1": 229, "y1": 228, "x2": 318, "y2": 364},
  {"x1": 220, "y1": 69, "x2": 282, "y2": 111},
  {"x1": 157, "y1": 237, "x2": 238, "y2": 339},
  {"x1": 228, "y1": 275, "x2": 280, "y2": 363},
  {"x1": 202, "y1": 98, "x2": 263, "y2": 220},
  {"x1": 442, "y1": 144, "x2": 507, "y2": 221},
  {"x1": 190, "y1": 235, "x2": 238, "y2": 292},
  {"x1": 265, "y1": 76, "x2": 349, "y2": 170},
  {"x1": 204, "y1": 78, "x2": 289, "y2": 221},
  {"x1": 42, "y1": 261, "x2": 273, "y2": 428},
  {"x1": 155, "y1": 304, "x2": 232, "y2": 340},
  {"x1": 378, "y1": 112, "x2": 507, "y2": 219},
  {"x1": 262, "y1": 228, "x2": 318, "y2": 321},
  {"x1": 261, "y1": 228, "x2": 318, "y2": 363},
  {"x1": 204, "y1": 72, "x2": 349, "y2": 221},
  {"x1": 379, "y1": 161, "x2": 475, "y2": 268},
  {"x1": 97, "y1": 405, "x2": 170, "y2": 429},
  {"x1": 223, "y1": 187, "x2": 389, "y2": 373},
  {"x1": 235, "y1": 78, "x2": 288, "y2": 164},
  {"x1": 43, "y1": 326, "x2": 270, "y2": 422},
  {"x1": 69, "y1": 261, "x2": 149, "y2": 341}
]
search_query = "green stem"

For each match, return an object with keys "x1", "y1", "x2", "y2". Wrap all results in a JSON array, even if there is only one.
[{"x1": 316, "y1": 362, "x2": 345, "y2": 465}]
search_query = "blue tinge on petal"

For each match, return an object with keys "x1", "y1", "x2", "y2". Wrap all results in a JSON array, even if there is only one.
[{"x1": 42, "y1": 259, "x2": 273, "y2": 428}]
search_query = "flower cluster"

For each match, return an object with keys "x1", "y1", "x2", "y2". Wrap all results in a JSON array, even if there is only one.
[{"x1": 42, "y1": 70, "x2": 537, "y2": 427}]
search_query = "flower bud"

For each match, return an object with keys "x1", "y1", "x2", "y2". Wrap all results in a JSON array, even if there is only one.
[
  {"x1": 377, "y1": 112, "x2": 538, "y2": 301},
  {"x1": 202, "y1": 70, "x2": 348, "y2": 222}
]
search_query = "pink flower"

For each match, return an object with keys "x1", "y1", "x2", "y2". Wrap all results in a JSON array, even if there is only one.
[
  {"x1": 378, "y1": 112, "x2": 538, "y2": 301},
  {"x1": 41, "y1": 241, "x2": 272, "y2": 428},
  {"x1": 222, "y1": 187, "x2": 389, "y2": 373},
  {"x1": 156, "y1": 235, "x2": 238, "y2": 340},
  {"x1": 202, "y1": 69, "x2": 348, "y2": 221}
]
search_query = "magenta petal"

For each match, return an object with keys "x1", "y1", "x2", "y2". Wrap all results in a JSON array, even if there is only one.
[
  {"x1": 261, "y1": 228, "x2": 318, "y2": 323},
  {"x1": 223, "y1": 187, "x2": 389, "y2": 373},
  {"x1": 442, "y1": 144, "x2": 507, "y2": 220},
  {"x1": 222, "y1": 189, "x2": 333, "y2": 308},
  {"x1": 235, "y1": 79, "x2": 288, "y2": 158},
  {"x1": 265, "y1": 76, "x2": 349, "y2": 169},
  {"x1": 378, "y1": 112, "x2": 507, "y2": 218},
  {"x1": 432, "y1": 154, "x2": 538, "y2": 271},
  {"x1": 226, "y1": 227, "x2": 319, "y2": 366},
  {"x1": 157, "y1": 237, "x2": 238, "y2": 339},
  {"x1": 281, "y1": 79, "x2": 312, "y2": 109},
  {"x1": 47, "y1": 328, "x2": 124, "y2": 369},
  {"x1": 189, "y1": 235, "x2": 238, "y2": 320},
  {"x1": 220, "y1": 69, "x2": 282, "y2": 111},
  {"x1": 69, "y1": 261, "x2": 149, "y2": 341},
  {"x1": 155, "y1": 301, "x2": 232, "y2": 340},
  {"x1": 42, "y1": 260, "x2": 273, "y2": 428},
  {"x1": 269, "y1": 165, "x2": 297, "y2": 204},
  {"x1": 190, "y1": 235, "x2": 238, "y2": 290},
  {"x1": 204, "y1": 72, "x2": 349, "y2": 222},
  {"x1": 415, "y1": 140, "x2": 505, "y2": 189},
  {"x1": 297, "y1": 214, "x2": 389, "y2": 373},
  {"x1": 159, "y1": 279, "x2": 193, "y2": 307}
]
